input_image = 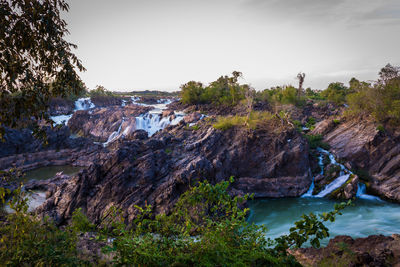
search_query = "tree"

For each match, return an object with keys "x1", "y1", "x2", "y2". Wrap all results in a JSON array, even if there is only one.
[
  {"x1": 296, "y1": 72, "x2": 305, "y2": 97},
  {"x1": 244, "y1": 85, "x2": 256, "y2": 126},
  {"x1": 0, "y1": 0, "x2": 85, "y2": 137},
  {"x1": 378, "y1": 63, "x2": 400, "y2": 85},
  {"x1": 321, "y1": 82, "x2": 349, "y2": 105}
]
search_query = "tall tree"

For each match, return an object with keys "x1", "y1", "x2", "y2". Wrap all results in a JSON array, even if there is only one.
[
  {"x1": 296, "y1": 72, "x2": 305, "y2": 97},
  {"x1": 0, "y1": 0, "x2": 85, "y2": 137}
]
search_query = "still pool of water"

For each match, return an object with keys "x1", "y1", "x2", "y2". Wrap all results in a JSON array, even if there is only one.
[
  {"x1": 3, "y1": 166, "x2": 82, "y2": 213},
  {"x1": 248, "y1": 198, "x2": 400, "y2": 245},
  {"x1": 22, "y1": 165, "x2": 81, "y2": 182}
]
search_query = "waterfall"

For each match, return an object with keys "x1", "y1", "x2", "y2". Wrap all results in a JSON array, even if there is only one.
[
  {"x1": 135, "y1": 112, "x2": 184, "y2": 137},
  {"x1": 302, "y1": 149, "x2": 324, "y2": 197},
  {"x1": 103, "y1": 118, "x2": 125, "y2": 147},
  {"x1": 356, "y1": 182, "x2": 382, "y2": 201},
  {"x1": 315, "y1": 174, "x2": 350, "y2": 197},
  {"x1": 302, "y1": 147, "x2": 383, "y2": 201},
  {"x1": 74, "y1": 97, "x2": 95, "y2": 111},
  {"x1": 51, "y1": 97, "x2": 96, "y2": 125}
]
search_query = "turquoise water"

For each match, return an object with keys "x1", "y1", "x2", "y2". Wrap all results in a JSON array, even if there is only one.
[{"x1": 248, "y1": 197, "x2": 400, "y2": 245}]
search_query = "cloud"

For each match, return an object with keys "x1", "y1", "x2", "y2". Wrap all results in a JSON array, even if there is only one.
[{"x1": 241, "y1": 0, "x2": 400, "y2": 26}]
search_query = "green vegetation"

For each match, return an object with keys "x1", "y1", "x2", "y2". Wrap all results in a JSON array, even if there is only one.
[
  {"x1": 0, "y1": 0, "x2": 85, "y2": 137},
  {"x1": 88, "y1": 85, "x2": 113, "y2": 97},
  {"x1": 181, "y1": 71, "x2": 247, "y2": 106},
  {"x1": 346, "y1": 64, "x2": 400, "y2": 125},
  {"x1": 0, "y1": 176, "x2": 350, "y2": 266},
  {"x1": 213, "y1": 111, "x2": 275, "y2": 130},
  {"x1": 256, "y1": 85, "x2": 306, "y2": 107},
  {"x1": 320, "y1": 82, "x2": 351, "y2": 105},
  {"x1": 304, "y1": 134, "x2": 330, "y2": 150}
]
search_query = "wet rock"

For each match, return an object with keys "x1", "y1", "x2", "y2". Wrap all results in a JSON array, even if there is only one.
[
  {"x1": 183, "y1": 112, "x2": 202, "y2": 124},
  {"x1": 39, "y1": 123, "x2": 312, "y2": 225},
  {"x1": 162, "y1": 110, "x2": 174, "y2": 118},
  {"x1": 68, "y1": 105, "x2": 151, "y2": 142},
  {"x1": 322, "y1": 118, "x2": 400, "y2": 202}
]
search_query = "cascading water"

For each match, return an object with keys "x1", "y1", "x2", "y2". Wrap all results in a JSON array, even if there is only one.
[
  {"x1": 51, "y1": 97, "x2": 96, "y2": 125},
  {"x1": 103, "y1": 118, "x2": 125, "y2": 147},
  {"x1": 302, "y1": 147, "x2": 381, "y2": 201},
  {"x1": 130, "y1": 96, "x2": 186, "y2": 137}
]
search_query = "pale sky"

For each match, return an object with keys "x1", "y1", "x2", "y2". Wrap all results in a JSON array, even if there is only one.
[{"x1": 63, "y1": 0, "x2": 400, "y2": 91}]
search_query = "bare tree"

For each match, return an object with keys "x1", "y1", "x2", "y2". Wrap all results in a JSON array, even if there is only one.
[{"x1": 296, "y1": 72, "x2": 306, "y2": 97}]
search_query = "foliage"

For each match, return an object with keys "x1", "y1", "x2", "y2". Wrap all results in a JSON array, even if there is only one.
[
  {"x1": 213, "y1": 111, "x2": 274, "y2": 131},
  {"x1": 0, "y1": 175, "x2": 351, "y2": 266},
  {"x1": 180, "y1": 71, "x2": 247, "y2": 106},
  {"x1": 89, "y1": 85, "x2": 113, "y2": 97},
  {"x1": 0, "y1": 186, "x2": 86, "y2": 266},
  {"x1": 305, "y1": 88, "x2": 325, "y2": 100},
  {"x1": 0, "y1": 0, "x2": 85, "y2": 137},
  {"x1": 274, "y1": 201, "x2": 351, "y2": 250},
  {"x1": 305, "y1": 117, "x2": 316, "y2": 129},
  {"x1": 305, "y1": 134, "x2": 330, "y2": 150},
  {"x1": 346, "y1": 64, "x2": 400, "y2": 125},
  {"x1": 257, "y1": 85, "x2": 306, "y2": 107},
  {"x1": 99, "y1": 179, "x2": 349, "y2": 266},
  {"x1": 321, "y1": 82, "x2": 350, "y2": 105}
]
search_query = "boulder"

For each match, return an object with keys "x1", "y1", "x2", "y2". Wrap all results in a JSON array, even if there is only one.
[{"x1": 183, "y1": 112, "x2": 202, "y2": 124}]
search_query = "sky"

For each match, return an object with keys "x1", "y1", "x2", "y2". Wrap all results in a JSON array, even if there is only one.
[{"x1": 63, "y1": 0, "x2": 400, "y2": 91}]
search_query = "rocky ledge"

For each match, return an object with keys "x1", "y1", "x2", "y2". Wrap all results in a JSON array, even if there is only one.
[
  {"x1": 312, "y1": 117, "x2": 400, "y2": 203},
  {"x1": 38, "y1": 120, "x2": 311, "y2": 224},
  {"x1": 292, "y1": 234, "x2": 400, "y2": 266}
]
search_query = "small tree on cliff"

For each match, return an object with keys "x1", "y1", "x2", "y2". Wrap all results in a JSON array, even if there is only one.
[{"x1": 0, "y1": 0, "x2": 85, "y2": 137}]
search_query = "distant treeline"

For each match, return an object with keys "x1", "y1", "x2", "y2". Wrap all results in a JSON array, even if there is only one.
[{"x1": 114, "y1": 90, "x2": 180, "y2": 97}]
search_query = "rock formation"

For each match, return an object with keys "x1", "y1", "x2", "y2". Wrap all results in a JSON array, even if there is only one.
[{"x1": 39, "y1": 120, "x2": 311, "y2": 225}]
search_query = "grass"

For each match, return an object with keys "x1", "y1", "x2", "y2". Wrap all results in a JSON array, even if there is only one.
[{"x1": 213, "y1": 111, "x2": 274, "y2": 131}]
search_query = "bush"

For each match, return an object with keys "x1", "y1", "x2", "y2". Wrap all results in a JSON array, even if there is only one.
[
  {"x1": 213, "y1": 111, "x2": 274, "y2": 130},
  {"x1": 0, "y1": 176, "x2": 350, "y2": 266},
  {"x1": 305, "y1": 134, "x2": 330, "y2": 150},
  {"x1": 321, "y1": 82, "x2": 350, "y2": 105},
  {"x1": 180, "y1": 71, "x2": 247, "y2": 106},
  {"x1": 259, "y1": 86, "x2": 306, "y2": 107},
  {"x1": 0, "y1": 187, "x2": 85, "y2": 266},
  {"x1": 346, "y1": 64, "x2": 400, "y2": 125}
]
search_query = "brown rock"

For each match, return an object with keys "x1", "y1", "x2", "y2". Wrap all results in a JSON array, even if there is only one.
[{"x1": 183, "y1": 112, "x2": 202, "y2": 124}]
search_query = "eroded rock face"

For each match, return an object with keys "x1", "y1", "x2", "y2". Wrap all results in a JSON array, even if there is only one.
[
  {"x1": 39, "y1": 122, "x2": 311, "y2": 225},
  {"x1": 68, "y1": 105, "x2": 152, "y2": 142},
  {"x1": 0, "y1": 126, "x2": 97, "y2": 162},
  {"x1": 48, "y1": 98, "x2": 75, "y2": 116},
  {"x1": 316, "y1": 118, "x2": 400, "y2": 202},
  {"x1": 90, "y1": 96, "x2": 122, "y2": 107},
  {"x1": 292, "y1": 234, "x2": 400, "y2": 267}
]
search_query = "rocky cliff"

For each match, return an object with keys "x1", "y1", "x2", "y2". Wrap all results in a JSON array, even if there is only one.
[
  {"x1": 313, "y1": 117, "x2": 400, "y2": 202},
  {"x1": 39, "y1": 120, "x2": 311, "y2": 224}
]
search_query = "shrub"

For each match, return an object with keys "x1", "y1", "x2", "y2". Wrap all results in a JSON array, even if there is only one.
[
  {"x1": 305, "y1": 134, "x2": 330, "y2": 150},
  {"x1": 321, "y1": 82, "x2": 350, "y2": 105},
  {"x1": 346, "y1": 64, "x2": 400, "y2": 125},
  {"x1": 180, "y1": 71, "x2": 247, "y2": 106},
  {"x1": 213, "y1": 111, "x2": 274, "y2": 130}
]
